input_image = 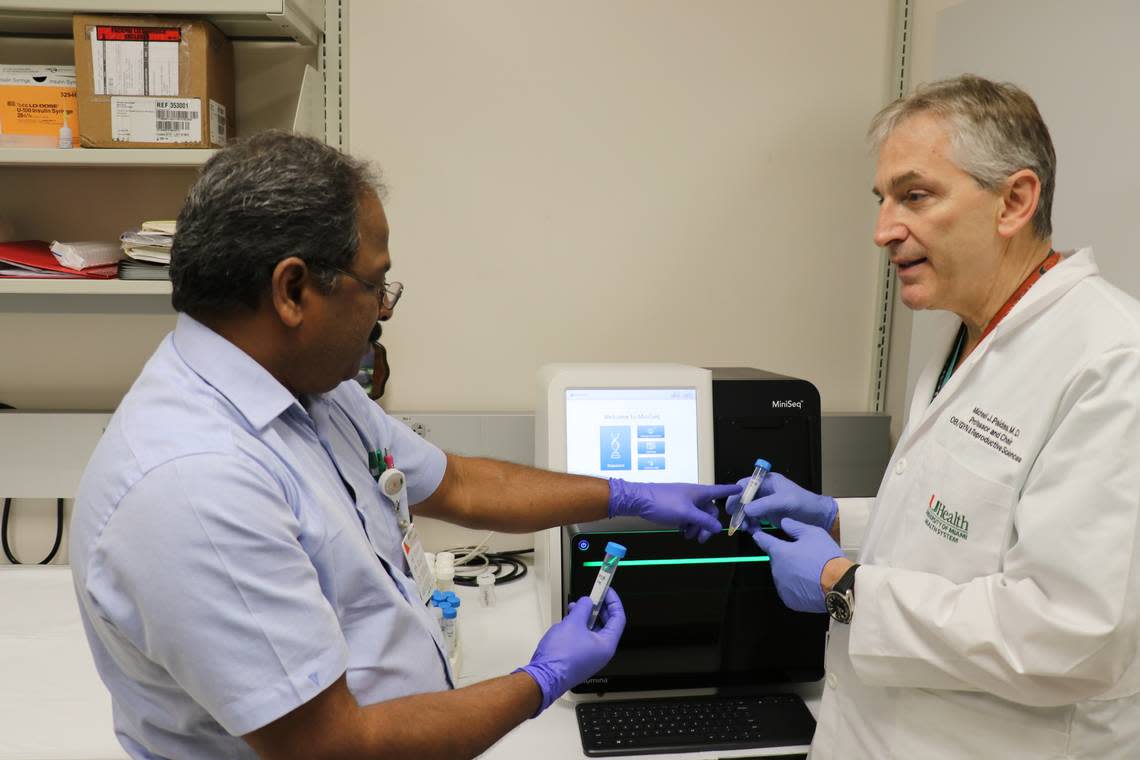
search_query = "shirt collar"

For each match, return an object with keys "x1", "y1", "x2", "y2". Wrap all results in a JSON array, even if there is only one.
[
  {"x1": 171, "y1": 313, "x2": 301, "y2": 431},
  {"x1": 988, "y1": 246, "x2": 1098, "y2": 334}
]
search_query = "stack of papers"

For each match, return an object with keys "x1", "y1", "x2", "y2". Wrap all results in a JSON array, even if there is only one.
[
  {"x1": 121, "y1": 220, "x2": 175, "y2": 264},
  {"x1": 119, "y1": 220, "x2": 175, "y2": 279},
  {"x1": 0, "y1": 240, "x2": 117, "y2": 279},
  {"x1": 49, "y1": 240, "x2": 123, "y2": 270},
  {"x1": 119, "y1": 259, "x2": 171, "y2": 281}
]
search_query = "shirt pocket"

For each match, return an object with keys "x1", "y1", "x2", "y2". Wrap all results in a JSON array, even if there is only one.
[{"x1": 893, "y1": 439, "x2": 1015, "y2": 583}]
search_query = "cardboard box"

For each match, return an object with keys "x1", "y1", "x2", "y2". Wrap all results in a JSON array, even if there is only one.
[
  {"x1": 0, "y1": 65, "x2": 78, "y2": 147},
  {"x1": 72, "y1": 14, "x2": 235, "y2": 148}
]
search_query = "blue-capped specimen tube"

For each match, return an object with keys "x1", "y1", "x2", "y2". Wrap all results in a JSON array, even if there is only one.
[
  {"x1": 727, "y1": 458, "x2": 772, "y2": 536},
  {"x1": 587, "y1": 541, "x2": 627, "y2": 629}
]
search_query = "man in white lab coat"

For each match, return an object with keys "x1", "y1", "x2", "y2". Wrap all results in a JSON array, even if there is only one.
[{"x1": 728, "y1": 74, "x2": 1140, "y2": 758}]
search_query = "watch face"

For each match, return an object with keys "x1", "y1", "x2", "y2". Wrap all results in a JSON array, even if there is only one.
[{"x1": 825, "y1": 591, "x2": 853, "y2": 624}]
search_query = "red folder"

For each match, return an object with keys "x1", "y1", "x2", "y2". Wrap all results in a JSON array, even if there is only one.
[{"x1": 0, "y1": 240, "x2": 118, "y2": 279}]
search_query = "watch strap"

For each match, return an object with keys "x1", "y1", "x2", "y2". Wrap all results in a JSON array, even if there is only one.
[{"x1": 832, "y1": 562, "x2": 860, "y2": 597}]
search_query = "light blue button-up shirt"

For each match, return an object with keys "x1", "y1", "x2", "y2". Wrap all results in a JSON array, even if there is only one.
[{"x1": 71, "y1": 314, "x2": 451, "y2": 759}]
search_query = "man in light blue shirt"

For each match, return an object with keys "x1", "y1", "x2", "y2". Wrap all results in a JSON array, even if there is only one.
[{"x1": 71, "y1": 131, "x2": 740, "y2": 759}]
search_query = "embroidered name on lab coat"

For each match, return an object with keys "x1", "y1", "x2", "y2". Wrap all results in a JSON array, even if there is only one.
[{"x1": 947, "y1": 406, "x2": 1024, "y2": 463}]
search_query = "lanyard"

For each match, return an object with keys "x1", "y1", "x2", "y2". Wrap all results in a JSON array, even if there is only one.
[
  {"x1": 933, "y1": 250, "x2": 1060, "y2": 399},
  {"x1": 933, "y1": 325, "x2": 967, "y2": 399},
  {"x1": 979, "y1": 250, "x2": 1060, "y2": 342}
]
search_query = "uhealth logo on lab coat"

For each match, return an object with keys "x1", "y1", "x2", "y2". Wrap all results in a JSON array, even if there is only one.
[{"x1": 925, "y1": 494, "x2": 970, "y2": 543}]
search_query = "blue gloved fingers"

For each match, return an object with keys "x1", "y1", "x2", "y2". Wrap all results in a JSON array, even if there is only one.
[
  {"x1": 686, "y1": 506, "x2": 722, "y2": 537},
  {"x1": 725, "y1": 476, "x2": 761, "y2": 517},
  {"x1": 749, "y1": 525, "x2": 782, "y2": 556},
  {"x1": 756, "y1": 470, "x2": 788, "y2": 498},
  {"x1": 822, "y1": 497, "x2": 839, "y2": 532},
  {"x1": 741, "y1": 474, "x2": 801, "y2": 519},
  {"x1": 686, "y1": 484, "x2": 739, "y2": 535},
  {"x1": 780, "y1": 517, "x2": 810, "y2": 539},
  {"x1": 594, "y1": 588, "x2": 617, "y2": 623},
  {"x1": 775, "y1": 518, "x2": 844, "y2": 612},
  {"x1": 565, "y1": 595, "x2": 592, "y2": 623},
  {"x1": 609, "y1": 480, "x2": 738, "y2": 533},
  {"x1": 520, "y1": 592, "x2": 630, "y2": 716},
  {"x1": 595, "y1": 588, "x2": 626, "y2": 645},
  {"x1": 702, "y1": 483, "x2": 744, "y2": 501},
  {"x1": 734, "y1": 473, "x2": 839, "y2": 532},
  {"x1": 685, "y1": 500, "x2": 721, "y2": 542},
  {"x1": 742, "y1": 492, "x2": 786, "y2": 521}
]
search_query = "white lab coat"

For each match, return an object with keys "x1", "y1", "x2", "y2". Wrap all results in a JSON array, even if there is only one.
[{"x1": 811, "y1": 248, "x2": 1140, "y2": 759}]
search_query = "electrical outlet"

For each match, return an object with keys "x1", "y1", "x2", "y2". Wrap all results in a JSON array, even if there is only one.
[{"x1": 398, "y1": 416, "x2": 429, "y2": 438}]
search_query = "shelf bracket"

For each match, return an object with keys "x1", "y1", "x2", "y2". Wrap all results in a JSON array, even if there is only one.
[{"x1": 271, "y1": 0, "x2": 322, "y2": 47}]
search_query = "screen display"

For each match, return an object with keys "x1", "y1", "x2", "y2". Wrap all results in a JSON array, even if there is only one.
[
  {"x1": 568, "y1": 527, "x2": 827, "y2": 693},
  {"x1": 565, "y1": 388, "x2": 699, "y2": 483}
]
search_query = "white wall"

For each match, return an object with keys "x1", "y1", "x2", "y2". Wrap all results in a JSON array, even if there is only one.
[{"x1": 347, "y1": 0, "x2": 897, "y2": 413}]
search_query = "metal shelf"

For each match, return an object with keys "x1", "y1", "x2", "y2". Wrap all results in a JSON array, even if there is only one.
[
  {"x1": 0, "y1": 1, "x2": 323, "y2": 45},
  {"x1": 0, "y1": 278, "x2": 170, "y2": 294},
  {"x1": 0, "y1": 146, "x2": 214, "y2": 166},
  {"x1": 0, "y1": 2, "x2": 334, "y2": 314}
]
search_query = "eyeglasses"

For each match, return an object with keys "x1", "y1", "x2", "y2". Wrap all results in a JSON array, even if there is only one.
[{"x1": 330, "y1": 267, "x2": 404, "y2": 311}]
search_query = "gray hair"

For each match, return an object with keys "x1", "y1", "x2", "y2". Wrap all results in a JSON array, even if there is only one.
[
  {"x1": 170, "y1": 130, "x2": 385, "y2": 318},
  {"x1": 867, "y1": 74, "x2": 1055, "y2": 239}
]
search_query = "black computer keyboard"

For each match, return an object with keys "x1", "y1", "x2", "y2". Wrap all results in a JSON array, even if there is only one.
[{"x1": 575, "y1": 693, "x2": 815, "y2": 757}]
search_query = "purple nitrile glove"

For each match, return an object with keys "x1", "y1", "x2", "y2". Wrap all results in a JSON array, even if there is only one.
[
  {"x1": 725, "y1": 472, "x2": 838, "y2": 535},
  {"x1": 609, "y1": 479, "x2": 742, "y2": 543},
  {"x1": 750, "y1": 518, "x2": 845, "y2": 613},
  {"x1": 516, "y1": 589, "x2": 626, "y2": 714}
]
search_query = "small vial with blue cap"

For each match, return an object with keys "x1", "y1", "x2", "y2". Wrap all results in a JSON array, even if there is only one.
[
  {"x1": 727, "y1": 458, "x2": 772, "y2": 536},
  {"x1": 587, "y1": 541, "x2": 627, "y2": 629}
]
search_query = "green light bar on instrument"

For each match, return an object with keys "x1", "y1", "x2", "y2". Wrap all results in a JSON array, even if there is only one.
[{"x1": 582, "y1": 555, "x2": 769, "y2": 568}]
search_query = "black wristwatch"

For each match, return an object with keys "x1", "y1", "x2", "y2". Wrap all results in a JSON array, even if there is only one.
[{"x1": 824, "y1": 563, "x2": 860, "y2": 624}]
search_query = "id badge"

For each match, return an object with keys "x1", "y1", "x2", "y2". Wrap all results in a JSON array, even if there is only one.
[
  {"x1": 379, "y1": 468, "x2": 411, "y2": 528},
  {"x1": 401, "y1": 523, "x2": 436, "y2": 604}
]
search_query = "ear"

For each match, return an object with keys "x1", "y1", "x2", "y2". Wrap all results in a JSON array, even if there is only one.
[
  {"x1": 269, "y1": 256, "x2": 313, "y2": 329},
  {"x1": 996, "y1": 169, "x2": 1041, "y2": 239}
]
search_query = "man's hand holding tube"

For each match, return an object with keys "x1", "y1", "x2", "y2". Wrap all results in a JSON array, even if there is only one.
[
  {"x1": 725, "y1": 472, "x2": 838, "y2": 534},
  {"x1": 516, "y1": 589, "x2": 626, "y2": 714},
  {"x1": 750, "y1": 519, "x2": 847, "y2": 613},
  {"x1": 609, "y1": 479, "x2": 742, "y2": 543}
]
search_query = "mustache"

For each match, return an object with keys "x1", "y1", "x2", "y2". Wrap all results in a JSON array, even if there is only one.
[{"x1": 369, "y1": 322, "x2": 383, "y2": 345}]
